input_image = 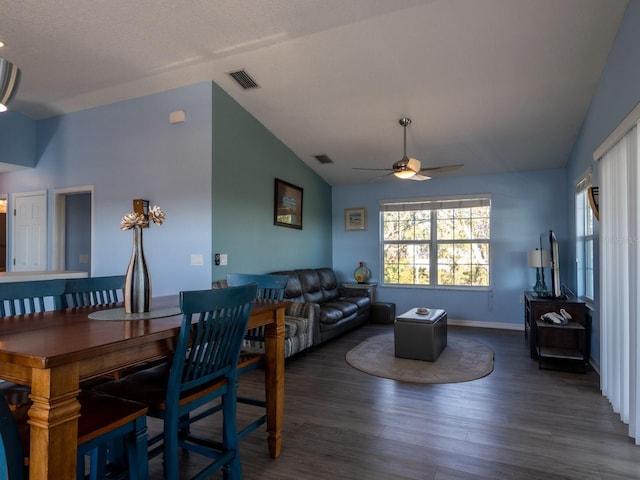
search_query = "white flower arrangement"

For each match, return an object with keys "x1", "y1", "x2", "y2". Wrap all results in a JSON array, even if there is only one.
[{"x1": 120, "y1": 205, "x2": 166, "y2": 230}]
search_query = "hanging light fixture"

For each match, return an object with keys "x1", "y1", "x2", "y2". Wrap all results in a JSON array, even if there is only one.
[{"x1": 0, "y1": 58, "x2": 21, "y2": 113}]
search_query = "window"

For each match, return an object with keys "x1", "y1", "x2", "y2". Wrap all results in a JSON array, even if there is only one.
[
  {"x1": 380, "y1": 195, "x2": 491, "y2": 287},
  {"x1": 576, "y1": 172, "x2": 594, "y2": 300}
]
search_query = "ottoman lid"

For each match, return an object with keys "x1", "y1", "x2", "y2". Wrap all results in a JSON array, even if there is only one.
[{"x1": 396, "y1": 308, "x2": 446, "y2": 324}]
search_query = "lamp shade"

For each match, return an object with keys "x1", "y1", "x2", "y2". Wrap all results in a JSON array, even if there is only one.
[
  {"x1": 527, "y1": 249, "x2": 550, "y2": 268},
  {"x1": 0, "y1": 58, "x2": 21, "y2": 113}
]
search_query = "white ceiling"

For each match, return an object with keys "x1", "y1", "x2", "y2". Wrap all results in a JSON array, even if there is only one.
[{"x1": 0, "y1": 0, "x2": 628, "y2": 186}]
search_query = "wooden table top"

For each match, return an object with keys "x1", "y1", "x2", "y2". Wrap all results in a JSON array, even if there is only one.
[{"x1": 0, "y1": 297, "x2": 288, "y2": 370}]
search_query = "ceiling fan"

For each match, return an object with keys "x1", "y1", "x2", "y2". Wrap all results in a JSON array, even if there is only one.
[{"x1": 354, "y1": 118, "x2": 463, "y2": 181}]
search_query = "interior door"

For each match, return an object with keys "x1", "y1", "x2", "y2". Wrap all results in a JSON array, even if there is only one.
[{"x1": 12, "y1": 191, "x2": 47, "y2": 271}]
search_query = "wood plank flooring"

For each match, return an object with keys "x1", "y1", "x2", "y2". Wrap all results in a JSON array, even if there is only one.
[{"x1": 148, "y1": 325, "x2": 640, "y2": 479}]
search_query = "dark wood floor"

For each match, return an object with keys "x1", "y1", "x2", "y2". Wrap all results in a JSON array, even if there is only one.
[{"x1": 148, "y1": 325, "x2": 640, "y2": 479}]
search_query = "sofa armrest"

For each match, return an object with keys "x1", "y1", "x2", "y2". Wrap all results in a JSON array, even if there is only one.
[{"x1": 286, "y1": 301, "x2": 319, "y2": 347}]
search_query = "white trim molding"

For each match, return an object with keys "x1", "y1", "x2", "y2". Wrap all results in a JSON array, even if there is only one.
[{"x1": 593, "y1": 101, "x2": 640, "y2": 161}]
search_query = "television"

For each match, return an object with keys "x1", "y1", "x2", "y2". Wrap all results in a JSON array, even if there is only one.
[{"x1": 540, "y1": 230, "x2": 562, "y2": 298}]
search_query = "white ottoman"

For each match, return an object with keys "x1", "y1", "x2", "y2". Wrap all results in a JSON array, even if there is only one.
[{"x1": 394, "y1": 308, "x2": 447, "y2": 362}]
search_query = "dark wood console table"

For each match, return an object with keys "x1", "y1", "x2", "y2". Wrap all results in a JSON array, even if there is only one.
[{"x1": 524, "y1": 292, "x2": 590, "y2": 370}]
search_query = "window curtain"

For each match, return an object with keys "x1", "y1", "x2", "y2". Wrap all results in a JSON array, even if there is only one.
[{"x1": 599, "y1": 124, "x2": 640, "y2": 444}]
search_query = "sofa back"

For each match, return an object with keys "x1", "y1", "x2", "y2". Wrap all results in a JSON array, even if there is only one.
[
  {"x1": 316, "y1": 268, "x2": 340, "y2": 302},
  {"x1": 271, "y1": 268, "x2": 340, "y2": 304}
]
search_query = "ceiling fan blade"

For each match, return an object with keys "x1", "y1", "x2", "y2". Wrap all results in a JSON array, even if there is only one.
[
  {"x1": 419, "y1": 164, "x2": 464, "y2": 174},
  {"x1": 353, "y1": 167, "x2": 394, "y2": 172},
  {"x1": 409, "y1": 174, "x2": 431, "y2": 181},
  {"x1": 369, "y1": 171, "x2": 396, "y2": 182}
]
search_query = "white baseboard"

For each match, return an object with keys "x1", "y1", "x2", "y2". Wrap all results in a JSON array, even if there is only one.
[
  {"x1": 448, "y1": 319, "x2": 524, "y2": 331},
  {"x1": 589, "y1": 358, "x2": 600, "y2": 375}
]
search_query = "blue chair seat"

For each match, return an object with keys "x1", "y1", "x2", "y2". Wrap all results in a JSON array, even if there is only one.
[{"x1": 4, "y1": 390, "x2": 148, "y2": 480}]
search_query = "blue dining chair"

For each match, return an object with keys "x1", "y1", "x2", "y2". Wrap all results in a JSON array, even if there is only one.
[
  {"x1": 59, "y1": 275, "x2": 125, "y2": 308},
  {"x1": 0, "y1": 387, "x2": 24, "y2": 479},
  {"x1": 0, "y1": 278, "x2": 149, "y2": 480},
  {"x1": 2, "y1": 389, "x2": 149, "y2": 480},
  {"x1": 0, "y1": 279, "x2": 67, "y2": 412},
  {"x1": 93, "y1": 283, "x2": 258, "y2": 480},
  {"x1": 224, "y1": 273, "x2": 288, "y2": 440},
  {"x1": 0, "y1": 279, "x2": 66, "y2": 316}
]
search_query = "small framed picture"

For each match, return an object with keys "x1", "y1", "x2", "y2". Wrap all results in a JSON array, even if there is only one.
[{"x1": 345, "y1": 207, "x2": 367, "y2": 231}]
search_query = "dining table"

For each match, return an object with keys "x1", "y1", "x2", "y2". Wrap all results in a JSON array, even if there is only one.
[{"x1": 0, "y1": 296, "x2": 287, "y2": 480}]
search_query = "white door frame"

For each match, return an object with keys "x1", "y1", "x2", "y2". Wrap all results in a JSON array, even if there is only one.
[{"x1": 53, "y1": 185, "x2": 94, "y2": 273}]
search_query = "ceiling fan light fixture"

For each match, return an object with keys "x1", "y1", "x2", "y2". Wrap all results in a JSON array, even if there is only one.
[
  {"x1": 393, "y1": 157, "x2": 421, "y2": 179},
  {"x1": 0, "y1": 58, "x2": 21, "y2": 113},
  {"x1": 394, "y1": 169, "x2": 416, "y2": 179}
]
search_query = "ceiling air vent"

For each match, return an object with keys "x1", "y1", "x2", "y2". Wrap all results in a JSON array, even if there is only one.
[
  {"x1": 227, "y1": 69, "x2": 260, "y2": 90},
  {"x1": 313, "y1": 154, "x2": 333, "y2": 164}
]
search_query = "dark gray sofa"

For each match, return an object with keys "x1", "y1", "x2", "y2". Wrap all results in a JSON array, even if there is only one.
[{"x1": 270, "y1": 268, "x2": 371, "y2": 346}]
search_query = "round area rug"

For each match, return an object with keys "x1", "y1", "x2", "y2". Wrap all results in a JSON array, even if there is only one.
[{"x1": 345, "y1": 333, "x2": 494, "y2": 384}]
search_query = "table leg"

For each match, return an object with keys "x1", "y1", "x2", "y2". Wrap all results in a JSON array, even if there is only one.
[
  {"x1": 263, "y1": 306, "x2": 285, "y2": 458},
  {"x1": 28, "y1": 363, "x2": 81, "y2": 480}
]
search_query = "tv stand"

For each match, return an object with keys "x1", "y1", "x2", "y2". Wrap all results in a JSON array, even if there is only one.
[{"x1": 524, "y1": 292, "x2": 589, "y2": 370}]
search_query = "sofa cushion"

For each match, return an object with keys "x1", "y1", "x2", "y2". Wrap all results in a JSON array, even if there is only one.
[
  {"x1": 317, "y1": 268, "x2": 340, "y2": 302},
  {"x1": 319, "y1": 306, "x2": 345, "y2": 325},
  {"x1": 296, "y1": 269, "x2": 324, "y2": 304},
  {"x1": 341, "y1": 295, "x2": 370, "y2": 311},
  {"x1": 324, "y1": 300, "x2": 358, "y2": 318}
]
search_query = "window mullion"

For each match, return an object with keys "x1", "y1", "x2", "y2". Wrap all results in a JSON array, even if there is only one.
[{"x1": 430, "y1": 212, "x2": 437, "y2": 286}]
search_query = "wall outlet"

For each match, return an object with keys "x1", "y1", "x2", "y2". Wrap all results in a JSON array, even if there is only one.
[
  {"x1": 190, "y1": 254, "x2": 204, "y2": 266},
  {"x1": 219, "y1": 254, "x2": 228, "y2": 266}
]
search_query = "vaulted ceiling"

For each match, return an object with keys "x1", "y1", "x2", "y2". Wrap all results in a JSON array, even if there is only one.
[{"x1": 0, "y1": 0, "x2": 628, "y2": 185}]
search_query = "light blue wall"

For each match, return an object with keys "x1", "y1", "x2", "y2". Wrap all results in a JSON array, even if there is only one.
[
  {"x1": 210, "y1": 83, "x2": 332, "y2": 279},
  {"x1": 0, "y1": 111, "x2": 36, "y2": 168},
  {"x1": 566, "y1": 1, "x2": 640, "y2": 365},
  {"x1": 0, "y1": 82, "x2": 214, "y2": 296},
  {"x1": 0, "y1": 80, "x2": 333, "y2": 294},
  {"x1": 333, "y1": 169, "x2": 567, "y2": 325}
]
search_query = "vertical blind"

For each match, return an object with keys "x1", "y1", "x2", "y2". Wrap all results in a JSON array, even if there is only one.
[{"x1": 597, "y1": 123, "x2": 640, "y2": 444}]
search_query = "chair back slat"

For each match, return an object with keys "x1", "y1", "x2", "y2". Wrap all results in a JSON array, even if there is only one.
[
  {"x1": 226, "y1": 273, "x2": 287, "y2": 301},
  {"x1": 172, "y1": 284, "x2": 257, "y2": 401},
  {"x1": 225, "y1": 274, "x2": 287, "y2": 343},
  {"x1": 60, "y1": 275, "x2": 124, "y2": 308},
  {"x1": 0, "y1": 385, "x2": 25, "y2": 479},
  {"x1": 0, "y1": 279, "x2": 66, "y2": 317}
]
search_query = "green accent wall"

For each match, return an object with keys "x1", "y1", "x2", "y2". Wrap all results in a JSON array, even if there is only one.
[{"x1": 211, "y1": 83, "x2": 332, "y2": 280}]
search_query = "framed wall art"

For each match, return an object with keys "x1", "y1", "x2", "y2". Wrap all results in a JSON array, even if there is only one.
[
  {"x1": 345, "y1": 207, "x2": 367, "y2": 231},
  {"x1": 274, "y1": 178, "x2": 303, "y2": 229}
]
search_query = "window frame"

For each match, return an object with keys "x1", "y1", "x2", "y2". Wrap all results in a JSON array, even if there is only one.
[
  {"x1": 575, "y1": 172, "x2": 595, "y2": 300},
  {"x1": 379, "y1": 194, "x2": 492, "y2": 290}
]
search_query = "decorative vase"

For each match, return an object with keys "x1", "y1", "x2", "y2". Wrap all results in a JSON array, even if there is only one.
[
  {"x1": 124, "y1": 226, "x2": 152, "y2": 313},
  {"x1": 353, "y1": 261, "x2": 371, "y2": 284}
]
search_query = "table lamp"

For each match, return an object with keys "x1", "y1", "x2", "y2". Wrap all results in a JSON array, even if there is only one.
[{"x1": 527, "y1": 248, "x2": 550, "y2": 295}]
